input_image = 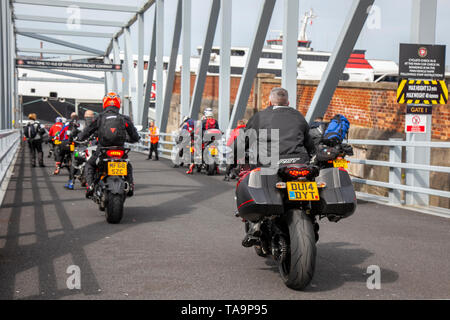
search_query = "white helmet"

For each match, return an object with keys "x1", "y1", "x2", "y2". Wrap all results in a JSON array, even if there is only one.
[{"x1": 204, "y1": 107, "x2": 213, "y2": 118}]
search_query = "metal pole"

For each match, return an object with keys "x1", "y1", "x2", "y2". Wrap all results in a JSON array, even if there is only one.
[
  {"x1": 124, "y1": 27, "x2": 137, "y2": 121},
  {"x1": 389, "y1": 138, "x2": 402, "y2": 205},
  {"x1": 228, "y1": 0, "x2": 276, "y2": 130},
  {"x1": 155, "y1": 0, "x2": 164, "y2": 128},
  {"x1": 181, "y1": 0, "x2": 191, "y2": 120},
  {"x1": 305, "y1": 0, "x2": 375, "y2": 123},
  {"x1": 282, "y1": 0, "x2": 299, "y2": 109},
  {"x1": 122, "y1": 35, "x2": 131, "y2": 116},
  {"x1": 142, "y1": 10, "x2": 157, "y2": 128},
  {"x1": 219, "y1": 0, "x2": 231, "y2": 131},
  {"x1": 104, "y1": 57, "x2": 114, "y2": 94},
  {"x1": 0, "y1": 0, "x2": 6, "y2": 129},
  {"x1": 137, "y1": 13, "x2": 145, "y2": 126},
  {"x1": 405, "y1": 0, "x2": 437, "y2": 206},
  {"x1": 112, "y1": 38, "x2": 122, "y2": 96},
  {"x1": 6, "y1": 2, "x2": 12, "y2": 129},
  {"x1": 189, "y1": 0, "x2": 221, "y2": 119},
  {"x1": 159, "y1": 0, "x2": 183, "y2": 133}
]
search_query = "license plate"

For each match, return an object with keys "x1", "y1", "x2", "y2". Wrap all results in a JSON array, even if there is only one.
[
  {"x1": 286, "y1": 182, "x2": 320, "y2": 201},
  {"x1": 107, "y1": 162, "x2": 127, "y2": 176},
  {"x1": 209, "y1": 147, "x2": 218, "y2": 156},
  {"x1": 333, "y1": 159, "x2": 348, "y2": 168},
  {"x1": 54, "y1": 140, "x2": 61, "y2": 145}
]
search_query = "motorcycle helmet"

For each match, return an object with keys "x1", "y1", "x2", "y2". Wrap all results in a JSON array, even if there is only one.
[
  {"x1": 103, "y1": 92, "x2": 121, "y2": 109},
  {"x1": 55, "y1": 117, "x2": 63, "y2": 123},
  {"x1": 203, "y1": 108, "x2": 213, "y2": 118}
]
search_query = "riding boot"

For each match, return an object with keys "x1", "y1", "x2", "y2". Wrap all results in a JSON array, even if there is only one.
[
  {"x1": 186, "y1": 163, "x2": 195, "y2": 174},
  {"x1": 53, "y1": 162, "x2": 61, "y2": 175}
]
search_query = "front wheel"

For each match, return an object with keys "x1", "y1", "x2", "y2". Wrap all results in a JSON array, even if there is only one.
[
  {"x1": 106, "y1": 193, "x2": 124, "y2": 224},
  {"x1": 279, "y1": 209, "x2": 316, "y2": 290}
]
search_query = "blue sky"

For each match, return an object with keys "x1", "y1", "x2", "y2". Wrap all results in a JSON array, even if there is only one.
[{"x1": 14, "y1": 0, "x2": 450, "y2": 65}]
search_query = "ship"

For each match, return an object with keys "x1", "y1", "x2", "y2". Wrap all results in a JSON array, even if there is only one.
[{"x1": 17, "y1": 9, "x2": 400, "y2": 127}]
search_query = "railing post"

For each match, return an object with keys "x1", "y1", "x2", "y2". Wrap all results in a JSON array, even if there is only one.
[{"x1": 389, "y1": 138, "x2": 402, "y2": 205}]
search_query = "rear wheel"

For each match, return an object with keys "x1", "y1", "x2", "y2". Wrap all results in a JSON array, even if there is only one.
[
  {"x1": 279, "y1": 209, "x2": 316, "y2": 290},
  {"x1": 207, "y1": 163, "x2": 216, "y2": 176},
  {"x1": 106, "y1": 193, "x2": 124, "y2": 224}
]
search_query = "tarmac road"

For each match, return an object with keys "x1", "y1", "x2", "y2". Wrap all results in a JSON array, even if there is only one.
[{"x1": 0, "y1": 145, "x2": 449, "y2": 299}]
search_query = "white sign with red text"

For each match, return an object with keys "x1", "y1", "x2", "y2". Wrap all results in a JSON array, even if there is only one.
[{"x1": 405, "y1": 114, "x2": 427, "y2": 133}]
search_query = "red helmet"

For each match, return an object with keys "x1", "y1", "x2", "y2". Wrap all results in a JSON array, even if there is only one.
[{"x1": 103, "y1": 92, "x2": 121, "y2": 109}]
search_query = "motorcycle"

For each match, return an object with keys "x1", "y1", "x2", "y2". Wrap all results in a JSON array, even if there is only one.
[
  {"x1": 90, "y1": 146, "x2": 132, "y2": 224},
  {"x1": 199, "y1": 129, "x2": 222, "y2": 176},
  {"x1": 235, "y1": 156, "x2": 357, "y2": 290},
  {"x1": 71, "y1": 140, "x2": 96, "y2": 188},
  {"x1": 314, "y1": 142, "x2": 354, "y2": 170}
]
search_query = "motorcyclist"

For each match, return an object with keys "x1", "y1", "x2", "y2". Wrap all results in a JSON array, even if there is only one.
[
  {"x1": 240, "y1": 87, "x2": 315, "y2": 246},
  {"x1": 224, "y1": 119, "x2": 247, "y2": 181},
  {"x1": 77, "y1": 92, "x2": 140, "y2": 198},
  {"x1": 202, "y1": 108, "x2": 220, "y2": 131},
  {"x1": 54, "y1": 113, "x2": 80, "y2": 176},
  {"x1": 174, "y1": 116, "x2": 195, "y2": 168},
  {"x1": 48, "y1": 117, "x2": 64, "y2": 158},
  {"x1": 186, "y1": 109, "x2": 220, "y2": 174}
]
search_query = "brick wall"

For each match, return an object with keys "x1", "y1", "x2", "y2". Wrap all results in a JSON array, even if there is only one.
[
  {"x1": 169, "y1": 72, "x2": 449, "y2": 141},
  {"x1": 259, "y1": 77, "x2": 450, "y2": 141}
]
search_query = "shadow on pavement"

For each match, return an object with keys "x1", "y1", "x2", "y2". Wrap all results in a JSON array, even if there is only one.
[{"x1": 261, "y1": 241, "x2": 398, "y2": 293}]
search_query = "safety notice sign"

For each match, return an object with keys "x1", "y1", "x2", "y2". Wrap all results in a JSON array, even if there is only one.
[{"x1": 405, "y1": 114, "x2": 427, "y2": 133}]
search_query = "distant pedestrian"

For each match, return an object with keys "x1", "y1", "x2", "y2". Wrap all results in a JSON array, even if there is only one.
[
  {"x1": 147, "y1": 120, "x2": 160, "y2": 160},
  {"x1": 23, "y1": 113, "x2": 46, "y2": 168}
]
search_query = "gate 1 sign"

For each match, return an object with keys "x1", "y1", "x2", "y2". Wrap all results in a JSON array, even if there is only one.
[{"x1": 405, "y1": 114, "x2": 427, "y2": 133}]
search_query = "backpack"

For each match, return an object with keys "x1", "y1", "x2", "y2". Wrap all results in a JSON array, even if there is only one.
[
  {"x1": 315, "y1": 144, "x2": 340, "y2": 162},
  {"x1": 205, "y1": 118, "x2": 217, "y2": 130},
  {"x1": 322, "y1": 114, "x2": 350, "y2": 146},
  {"x1": 24, "y1": 123, "x2": 38, "y2": 139},
  {"x1": 309, "y1": 121, "x2": 327, "y2": 146},
  {"x1": 98, "y1": 112, "x2": 127, "y2": 147}
]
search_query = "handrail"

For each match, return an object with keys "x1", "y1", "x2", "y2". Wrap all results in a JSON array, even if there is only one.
[
  {"x1": 347, "y1": 138, "x2": 450, "y2": 213},
  {"x1": 348, "y1": 139, "x2": 450, "y2": 148},
  {"x1": 0, "y1": 130, "x2": 21, "y2": 188}
]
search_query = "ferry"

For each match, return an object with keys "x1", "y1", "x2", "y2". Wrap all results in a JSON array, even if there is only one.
[{"x1": 17, "y1": 9, "x2": 399, "y2": 124}]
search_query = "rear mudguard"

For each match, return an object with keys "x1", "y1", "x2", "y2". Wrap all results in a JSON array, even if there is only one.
[{"x1": 104, "y1": 176, "x2": 128, "y2": 195}]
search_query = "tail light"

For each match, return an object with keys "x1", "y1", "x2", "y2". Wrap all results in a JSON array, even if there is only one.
[
  {"x1": 285, "y1": 167, "x2": 310, "y2": 178},
  {"x1": 107, "y1": 150, "x2": 124, "y2": 159},
  {"x1": 85, "y1": 149, "x2": 89, "y2": 157}
]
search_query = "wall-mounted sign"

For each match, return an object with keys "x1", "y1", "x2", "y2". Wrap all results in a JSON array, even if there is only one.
[
  {"x1": 397, "y1": 79, "x2": 448, "y2": 105},
  {"x1": 405, "y1": 114, "x2": 427, "y2": 133},
  {"x1": 399, "y1": 43, "x2": 445, "y2": 80},
  {"x1": 406, "y1": 105, "x2": 432, "y2": 115},
  {"x1": 16, "y1": 59, "x2": 122, "y2": 72}
]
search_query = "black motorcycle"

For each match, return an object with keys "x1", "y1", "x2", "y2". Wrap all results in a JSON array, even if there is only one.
[
  {"x1": 236, "y1": 158, "x2": 356, "y2": 290},
  {"x1": 90, "y1": 146, "x2": 132, "y2": 224}
]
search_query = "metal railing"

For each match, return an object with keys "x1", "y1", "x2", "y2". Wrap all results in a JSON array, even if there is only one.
[
  {"x1": 126, "y1": 131, "x2": 177, "y2": 160},
  {"x1": 0, "y1": 130, "x2": 21, "y2": 188},
  {"x1": 347, "y1": 138, "x2": 450, "y2": 212},
  {"x1": 127, "y1": 132, "x2": 449, "y2": 213}
]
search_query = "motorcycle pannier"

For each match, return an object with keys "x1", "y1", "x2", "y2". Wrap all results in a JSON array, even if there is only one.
[
  {"x1": 313, "y1": 167, "x2": 356, "y2": 221},
  {"x1": 236, "y1": 169, "x2": 284, "y2": 222}
]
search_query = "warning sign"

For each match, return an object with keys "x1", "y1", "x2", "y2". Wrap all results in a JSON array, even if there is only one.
[
  {"x1": 399, "y1": 44, "x2": 446, "y2": 80},
  {"x1": 405, "y1": 114, "x2": 427, "y2": 133},
  {"x1": 397, "y1": 79, "x2": 448, "y2": 104}
]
